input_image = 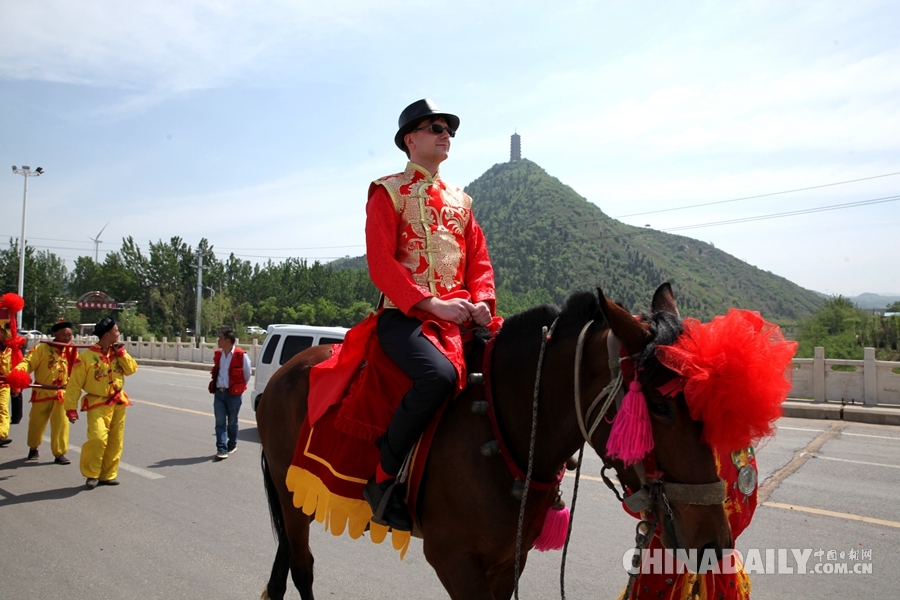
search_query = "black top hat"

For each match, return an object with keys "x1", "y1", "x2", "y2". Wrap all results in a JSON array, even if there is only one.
[
  {"x1": 394, "y1": 99, "x2": 460, "y2": 152},
  {"x1": 51, "y1": 319, "x2": 73, "y2": 333},
  {"x1": 94, "y1": 317, "x2": 116, "y2": 338}
]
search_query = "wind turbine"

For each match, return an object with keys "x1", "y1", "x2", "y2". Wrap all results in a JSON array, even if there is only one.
[{"x1": 89, "y1": 222, "x2": 110, "y2": 262}]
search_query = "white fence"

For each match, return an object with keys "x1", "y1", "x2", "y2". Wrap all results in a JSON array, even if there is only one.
[
  {"x1": 23, "y1": 337, "x2": 899, "y2": 406},
  {"x1": 790, "y1": 347, "x2": 900, "y2": 406},
  {"x1": 25, "y1": 335, "x2": 262, "y2": 367}
]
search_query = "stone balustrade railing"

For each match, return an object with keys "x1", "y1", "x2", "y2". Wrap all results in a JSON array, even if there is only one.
[
  {"x1": 22, "y1": 336, "x2": 899, "y2": 406},
  {"x1": 25, "y1": 335, "x2": 261, "y2": 367}
]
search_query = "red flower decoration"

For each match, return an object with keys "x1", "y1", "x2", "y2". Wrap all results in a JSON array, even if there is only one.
[{"x1": 656, "y1": 309, "x2": 798, "y2": 451}]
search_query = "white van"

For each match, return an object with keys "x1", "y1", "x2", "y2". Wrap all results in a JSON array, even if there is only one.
[{"x1": 251, "y1": 324, "x2": 348, "y2": 411}]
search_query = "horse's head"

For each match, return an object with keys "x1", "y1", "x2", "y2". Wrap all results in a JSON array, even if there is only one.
[{"x1": 596, "y1": 283, "x2": 731, "y2": 560}]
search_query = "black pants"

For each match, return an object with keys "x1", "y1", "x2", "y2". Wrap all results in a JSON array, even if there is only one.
[{"x1": 376, "y1": 309, "x2": 456, "y2": 476}]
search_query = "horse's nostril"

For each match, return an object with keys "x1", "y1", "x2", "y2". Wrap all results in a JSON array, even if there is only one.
[{"x1": 701, "y1": 542, "x2": 724, "y2": 564}]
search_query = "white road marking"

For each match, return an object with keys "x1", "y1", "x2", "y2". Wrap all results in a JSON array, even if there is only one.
[
  {"x1": 778, "y1": 426, "x2": 828, "y2": 433},
  {"x1": 44, "y1": 436, "x2": 165, "y2": 480},
  {"x1": 137, "y1": 367, "x2": 209, "y2": 377},
  {"x1": 841, "y1": 431, "x2": 900, "y2": 441},
  {"x1": 812, "y1": 454, "x2": 900, "y2": 469},
  {"x1": 131, "y1": 398, "x2": 256, "y2": 426},
  {"x1": 763, "y1": 502, "x2": 900, "y2": 529}
]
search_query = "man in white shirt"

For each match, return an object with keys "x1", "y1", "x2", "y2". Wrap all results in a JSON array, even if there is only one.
[{"x1": 208, "y1": 329, "x2": 252, "y2": 460}]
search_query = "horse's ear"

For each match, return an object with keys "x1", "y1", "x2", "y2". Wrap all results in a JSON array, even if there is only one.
[
  {"x1": 596, "y1": 286, "x2": 652, "y2": 353},
  {"x1": 651, "y1": 282, "x2": 679, "y2": 319}
]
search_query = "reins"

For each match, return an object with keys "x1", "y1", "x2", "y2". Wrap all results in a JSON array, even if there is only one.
[{"x1": 513, "y1": 317, "x2": 558, "y2": 600}]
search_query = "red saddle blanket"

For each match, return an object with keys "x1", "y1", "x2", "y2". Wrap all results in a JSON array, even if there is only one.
[{"x1": 285, "y1": 311, "x2": 500, "y2": 557}]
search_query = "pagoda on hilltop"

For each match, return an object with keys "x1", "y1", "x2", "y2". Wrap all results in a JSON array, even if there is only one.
[{"x1": 510, "y1": 132, "x2": 521, "y2": 162}]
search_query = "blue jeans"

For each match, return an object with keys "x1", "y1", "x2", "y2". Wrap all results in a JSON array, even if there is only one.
[{"x1": 213, "y1": 391, "x2": 242, "y2": 452}]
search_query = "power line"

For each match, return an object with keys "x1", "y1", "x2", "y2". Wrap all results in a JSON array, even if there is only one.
[
  {"x1": 215, "y1": 244, "x2": 365, "y2": 251},
  {"x1": 659, "y1": 194, "x2": 900, "y2": 233},
  {"x1": 614, "y1": 170, "x2": 900, "y2": 219},
  {"x1": 9, "y1": 190, "x2": 898, "y2": 260}
]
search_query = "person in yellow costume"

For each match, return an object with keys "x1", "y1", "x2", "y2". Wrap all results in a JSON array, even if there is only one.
[
  {"x1": 15, "y1": 320, "x2": 78, "y2": 463},
  {"x1": 64, "y1": 317, "x2": 138, "y2": 489},
  {"x1": 1, "y1": 293, "x2": 29, "y2": 448},
  {"x1": 0, "y1": 340, "x2": 12, "y2": 447}
]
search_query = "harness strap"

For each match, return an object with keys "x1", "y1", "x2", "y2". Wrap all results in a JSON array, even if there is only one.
[
  {"x1": 481, "y1": 335, "x2": 562, "y2": 491},
  {"x1": 573, "y1": 321, "x2": 625, "y2": 448},
  {"x1": 662, "y1": 479, "x2": 727, "y2": 505}
]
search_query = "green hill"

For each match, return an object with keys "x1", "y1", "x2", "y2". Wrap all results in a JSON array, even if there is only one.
[{"x1": 466, "y1": 159, "x2": 822, "y2": 321}]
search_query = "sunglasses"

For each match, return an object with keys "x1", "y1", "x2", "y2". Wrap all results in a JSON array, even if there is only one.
[{"x1": 411, "y1": 123, "x2": 456, "y2": 137}]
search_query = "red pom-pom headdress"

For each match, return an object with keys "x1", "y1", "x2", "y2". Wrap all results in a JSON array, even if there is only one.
[
  {"x1": 1, "y1": 293, "x2": 25, "y2": 315},
  {"x1": 0, "y1": 292, "x2": 27, "y2": 369},
  {"x1": 655, "y1": 309, "x2": 798, "y2": 452}
]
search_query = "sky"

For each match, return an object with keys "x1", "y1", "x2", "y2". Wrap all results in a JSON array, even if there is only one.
[{"x1": 1, "y1": 0, "x2": 898, "y2": 297}]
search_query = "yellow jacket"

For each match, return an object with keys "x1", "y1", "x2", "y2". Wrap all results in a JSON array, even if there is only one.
[
  {"x1": 64, "y1": 345, "x2": 138, "y2": 412},
  {"x1": 14, "y1": 343, "x2": 77, "y2": 403},
  {"x1": 0, "y1": 346, "x2": 10, "y2": 390}
]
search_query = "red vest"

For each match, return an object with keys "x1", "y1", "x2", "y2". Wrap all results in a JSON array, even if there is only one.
[
  {"x1": 209, "y1": 348, "x2": 248, "y2": 395},
  {"x1": 371, "y1": 163, "x2": 473, "y2": 306}
]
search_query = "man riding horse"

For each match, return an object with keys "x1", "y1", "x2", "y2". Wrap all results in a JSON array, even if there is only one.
[{"x1": 362, "y1": 99, "x2": 497, "y2": 531}]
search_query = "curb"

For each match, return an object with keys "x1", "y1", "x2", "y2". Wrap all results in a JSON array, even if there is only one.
[{"x1": 783, "y1": 399, "x2": 900, "y2": 427}]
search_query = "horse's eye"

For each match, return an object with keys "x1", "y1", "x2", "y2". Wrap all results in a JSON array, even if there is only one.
[{"x1": 647, "y1": 401, "x2": 673, "y2": 419}]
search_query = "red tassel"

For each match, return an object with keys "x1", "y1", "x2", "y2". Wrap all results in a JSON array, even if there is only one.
[
  {"x1": 606, "y1": 379, "x2": 654, "y2": 466},
  {"x1": 533, "y1": 503, "x2": 570, "y2": 552}
]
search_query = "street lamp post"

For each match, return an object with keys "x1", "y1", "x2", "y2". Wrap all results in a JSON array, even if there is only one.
[{"x1": 11, "y1": 165, "x2": 44, "y2": 325}]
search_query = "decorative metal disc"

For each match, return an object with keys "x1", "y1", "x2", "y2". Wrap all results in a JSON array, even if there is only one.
[{"x1": 737, "y1": 464, "x2": 758, "y2": 496}]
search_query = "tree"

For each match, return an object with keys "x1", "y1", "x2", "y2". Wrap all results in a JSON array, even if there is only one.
[{"x1": 0, "y1": 239, "x2": 68, "y2": 331}]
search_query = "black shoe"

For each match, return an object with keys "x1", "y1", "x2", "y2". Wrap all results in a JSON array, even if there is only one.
[
  {"x1": 0, "y1": 438, "x2": 11, "y2": 448},
  {"x1": 363, "y1": 478, "x2": 412, "y2": 532},
  {"x1": 98, "y1": 479, "x2": 120, "y2": 486},
  {"x1": 85, "y1": 478, "x2": 99, "y2": 489},
  {"x1": 54, "y1": 455, "x2": 71, "y2": 465},
  {"x1": 27, "y1": 448, "x2": 39, "y2": 460}
]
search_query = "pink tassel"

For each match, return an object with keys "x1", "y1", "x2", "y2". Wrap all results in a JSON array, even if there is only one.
[
  {"x1": 533, "y1": 504, "x2": 570, "y2": 552},
  {"x1": 606, "y1": 379, "x2": 654, "y2": 466}
]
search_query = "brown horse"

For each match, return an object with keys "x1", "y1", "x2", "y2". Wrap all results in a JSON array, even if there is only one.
[{"x1": 257, "y1": 283, "x2": 731, "y2": 599}]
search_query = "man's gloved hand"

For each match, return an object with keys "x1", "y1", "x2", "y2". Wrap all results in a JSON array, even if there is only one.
[{"x1": 66, "y1": 409, "x2": 78, "y2": 423}]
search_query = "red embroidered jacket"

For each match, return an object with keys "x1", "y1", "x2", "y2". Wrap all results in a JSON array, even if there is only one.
[{"x1": 366, "y1": 162, "x2": 495, "y2": 315}]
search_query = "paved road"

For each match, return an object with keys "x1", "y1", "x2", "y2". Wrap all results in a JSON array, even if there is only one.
[{"x1": 2, "y1": 366, "x2": 899, "y2": 599}]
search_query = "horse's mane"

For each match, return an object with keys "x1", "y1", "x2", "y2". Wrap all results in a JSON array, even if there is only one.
[
  {"x1": 636, "y1": 308, "x2": 683, "y2": 384},
  {"x1": 495, "y1": 290, "x2": 605, "y2": 356}
]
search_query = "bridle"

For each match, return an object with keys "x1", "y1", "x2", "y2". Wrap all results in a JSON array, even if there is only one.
[
  {"x1": 573, "y1": 319, "x2": 726, "y2": 509},
  {"x1": 513, "y1": 316, "x2": 728, "y2": 600},
  {"x1": 568, "y1": 319, "x2": 727, "y2": 597}
]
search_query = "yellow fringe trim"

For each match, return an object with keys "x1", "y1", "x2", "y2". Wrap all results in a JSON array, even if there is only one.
[{"x1": 285, "y1": 465, "x2": 411, "y2": 559}]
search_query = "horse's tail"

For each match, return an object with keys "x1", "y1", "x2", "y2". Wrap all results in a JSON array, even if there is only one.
[{"x1": 261, "y1": 449, "x2": 288, "y2": 544}]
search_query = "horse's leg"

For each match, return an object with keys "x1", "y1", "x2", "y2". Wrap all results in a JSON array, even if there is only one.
[
  {"x1": 487, "y1": 557, "x2": 526, "y2": 600},
  {"x1": 258, "y1": 348, "x2": 331, "y2": 600},
  {"x1": 260, "y1": 451, "x2": 292, "y2": 600},
  {"x1": 283, "y1": 509, "x2": 315, "y2": 599},
  {"x1": 424, "y1": 542, "x2": 497, "y2": 600}
]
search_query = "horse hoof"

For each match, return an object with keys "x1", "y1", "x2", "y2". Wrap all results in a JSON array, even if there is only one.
[
  {"x1": 470, "y1": 400, "x2": 488, "y2": 415},
  {"x1": 480, "y1": 440, "x2": 499, "y2": 457}
]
